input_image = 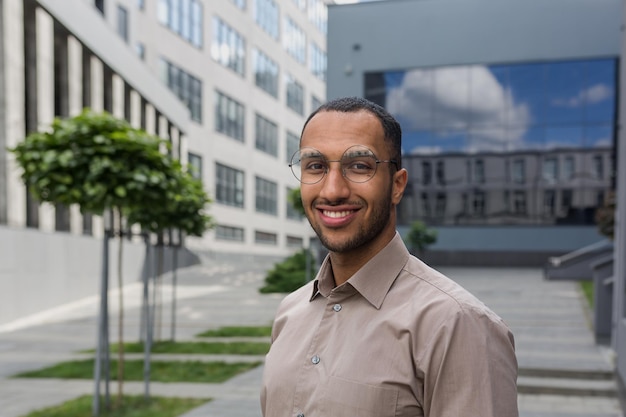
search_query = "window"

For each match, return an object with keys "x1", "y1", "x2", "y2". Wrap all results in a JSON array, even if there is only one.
[
  {"x1": 512, "y1": 159, "x2": 525, "y2": 184},
  {"x1": 95, "y1": 0, "x2": 104, "y2": 14},
  {"x1": 216, "y1": 163, "x2": 244, "y2": 207},
  {"x1": 309, "y1": 42, "x2": 326, "y2": 81},
  {"x1": 138, "y1": 0, "x2": 145, "y2": 10},
  {"x1": 55, "y1": 204, "x2": 70, "y2": 232},
  {"x1": 421, "y1": 192, "x2": 431, "y2": 218},
  {"x1": 253, "y1": 49, "x2": 279, "y2": 98},
  {"x1": 255, "y1": 230, "x2": 277, "y2": 245},
  {"x1": 286, "y1": 187, "x2": 303, "y2": 220},
  {"x1": 286, "y1": 130, "x2": 299, "y2": 163},
  {"x1": 292, "y1": 0, "x2": 306, "y2": 10},
  {"x1": 563, "y1": 156, "x2": 575, "y2": 180},
  {"x1": 436, "y1": 161, "x2": 445, "y2": 185},
  {"x1": 158, "y1": 0, "x2": 203, "y2": 47},
  {"x1": 216, "y1": 225, "x2": 244, "y2": 241},
  {"x1": 311, "y1": 95, "x2": 323, "y2": 112},
  {"x1": 593, "y1": 155, "x2": 604, "y2": 179},
  {"x1": 543, "y1": 157, "x2": 558, "y2": 184},
  {"x1": 256, "y1": 176, "x2": 278, "y2": 215},
  {"x1": 284, "y1": 17, "x2": 306, "y2": 64},
  {"x1": 285, "y1": 74, "x2": 304, "y2": 115},
  {"x1": 286, "y1": 235, "x2": 303, "y2": 247},
  {"x1": 435, "y1": 193, "x2": 446, "y2": 217},
  {"x1": 255, "y1": 114, "x2": 278, "y2": 156},
  {"x1": 117, "y1": 5, "x2": 129, "y2": 42},
  {"x1": 307, "y1": 0, "x2": 327, "y2": 34},
  {"x1": 160, "y1": 59, "x2": 203, "y2": 122},
  {"x1": 231, "y1": 0, "x2": 246, "y2": 10},
  {"x1": 473, "y1": 190, "x2": 486, "y2": 215},
  {"x1": 513, "y1": 191, "x2": 526, "y2": 214},
  {"x1": 474, "y1": 159, "x2": 485, "y2": 184},
  {"x1": 215, "y1": 91, "x2": 245, "y2": 141},
  {"x1": 503, "y1": 190, "x2": 510, "y2": 212},
  {"x1": 544, "y1": 190, "x2": 556, "y2": 215},
  {"x1": 136, "y1": 43, "x2": 145, "y2": 60},
  {"x1": 561, "y1": 189, "x2": 573, "y2": 212},
  {"x1": 188, "y1": 152, "x2": 202, "y2": 180},
  {"x1": 211, "y1": 17, "x2": 246, "y2": 76},
  {"x1": 422, "y1": 161, "x2": 431, "y2": 185},
  {"x1": 255, "y1": 0, "x2": 279, "y2": 39}
]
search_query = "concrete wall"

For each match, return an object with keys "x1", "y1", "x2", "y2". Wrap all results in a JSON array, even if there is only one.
[
  {"x1": 0, "y1": 226, "x2": 145, "y2": 326},
  {"x1": 398, "y1": 225, "x2": 605, "y2": 267}
]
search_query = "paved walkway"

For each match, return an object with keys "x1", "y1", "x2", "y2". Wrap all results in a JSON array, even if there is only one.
[{"x1": 0, "y1": 254, "x2": 622, "y2": 417}]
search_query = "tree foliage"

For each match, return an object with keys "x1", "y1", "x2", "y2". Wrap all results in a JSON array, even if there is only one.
[
  {"x1": 260, "y1": 250, "x2": 316, "y2": 293},
  {"x1": 405, "y1": 220, "x2": 437, "y2": 254},
  {"x1": 595, "y1": 191, "x2": 615, "y2": 240},
  {"x1": 10, "y1": 109, "x2": 213, "y2": 235},
  {"x1": 288, "y1": 187, "x2": 305, "y2": 217}
]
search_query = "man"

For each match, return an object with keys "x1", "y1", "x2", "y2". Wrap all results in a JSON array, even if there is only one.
[{"x1": 261, "y1": 97, "x2": 518, "y2": 417}]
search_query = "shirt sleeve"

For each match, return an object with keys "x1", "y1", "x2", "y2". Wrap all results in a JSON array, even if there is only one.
[{"x1": 418, "y1": 307, "x2": 519, "y2": 417}]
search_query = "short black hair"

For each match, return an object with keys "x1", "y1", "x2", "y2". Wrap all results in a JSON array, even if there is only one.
[{"x1": 301, "y1": 96, "x2": 402, "y2": 169}]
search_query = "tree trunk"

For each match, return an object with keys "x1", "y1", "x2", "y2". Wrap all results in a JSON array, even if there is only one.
[{"x1": 116, "y1": 208, "x2": 125, "y2": 407}]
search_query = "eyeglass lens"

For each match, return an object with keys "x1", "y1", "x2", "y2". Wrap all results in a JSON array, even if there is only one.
[{"x1": 290, "y1": 145, "x2": 379, "y2": 184}]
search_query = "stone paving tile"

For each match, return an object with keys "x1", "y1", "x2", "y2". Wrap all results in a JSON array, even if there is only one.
[{"x1": 0, "y1": 263, "x2": 623, "y2": 417}]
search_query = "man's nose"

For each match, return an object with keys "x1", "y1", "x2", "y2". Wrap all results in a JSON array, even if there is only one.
[{"x1": 319, "y1": 162, "x2": 350, "y2": 200}]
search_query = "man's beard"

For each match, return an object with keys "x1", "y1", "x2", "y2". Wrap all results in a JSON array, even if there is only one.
[{"x1": 307, "y1": 187, "x2": 393, "y2": 254}]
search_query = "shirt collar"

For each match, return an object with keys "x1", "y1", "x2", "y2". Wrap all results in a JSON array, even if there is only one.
[{"x1": 309, "y1": 232, "x2": 410, "y2": 309}]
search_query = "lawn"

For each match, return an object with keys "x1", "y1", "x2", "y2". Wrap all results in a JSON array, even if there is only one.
[
  {"x1": 22, "y1": 395, "x2": 208, "y2": 417},
  {"x1": 196, "y1": 325, "x2": 272, "y2": 338},
  {"x1": 14, "y1": 359, "x2": 261, "y2": 383},
  {"x1": 109, "y1": 340, "x2": 270, "y2": 355}
]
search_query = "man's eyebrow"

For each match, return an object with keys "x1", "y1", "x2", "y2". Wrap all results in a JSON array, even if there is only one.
[
  {"x1": 301, "y1": 150, "x2": 323, "y2": 158},
  {"x1": 344, "y1": 149, "x2": 373, "y2": 158}
]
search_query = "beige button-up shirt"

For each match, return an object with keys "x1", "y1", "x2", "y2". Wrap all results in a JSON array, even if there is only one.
[{"x1": 261, "y1": 232, "x2": 518, "y2": 417}]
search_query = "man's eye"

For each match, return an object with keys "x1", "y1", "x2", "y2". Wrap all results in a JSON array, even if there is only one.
[
  {"x1": 346, "y1": 160, "x2": 374, "y2": 172},
  {"x1": 304, "y1": 161, "x2": 327, "y2": 171}
]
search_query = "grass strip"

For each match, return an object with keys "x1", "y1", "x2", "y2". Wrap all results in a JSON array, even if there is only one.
[
  {"x1": 14, "y1": 359, "x2": 261, "y2": 383},
  {"x1": 196, "y1": 326, "x2": 272, "y2": 338},
  {"x1": 22, "y1": 394, "x2": 208, "y2": 417},
  {"x1": 580, "y1": 280, "x2": 593, "y2": 308},
  {"x1": 113, "y1": 341, "x2": 270, "y2": 355}
]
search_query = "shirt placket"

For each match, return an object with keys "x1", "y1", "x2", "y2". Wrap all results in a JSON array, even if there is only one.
[{"x1": 291, "y1": 289, "x2": 353, "y2": 417}]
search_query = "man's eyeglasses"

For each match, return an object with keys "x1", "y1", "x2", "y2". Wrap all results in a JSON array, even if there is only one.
[{"x1": 289, "y1": 145, "x2": 398, "y2": 184}]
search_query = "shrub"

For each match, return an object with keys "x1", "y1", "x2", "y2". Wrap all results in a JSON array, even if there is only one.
[{"x1": 260, "y1": 250, "x2": 315, "y2": 293}]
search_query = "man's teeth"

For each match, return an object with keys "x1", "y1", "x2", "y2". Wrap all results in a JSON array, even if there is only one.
[{"x1": 323, "y1": 210, "x2": 353, "y2": 218}]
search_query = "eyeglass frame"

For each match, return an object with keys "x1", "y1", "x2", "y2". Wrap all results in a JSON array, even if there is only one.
[{"x1": 288, "y1": 145, "x2": 399, "y2": 185}]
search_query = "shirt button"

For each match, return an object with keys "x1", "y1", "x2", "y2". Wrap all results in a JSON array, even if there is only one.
[
  {"x1": 297, "y1": 414, "x2": 305, "y2": 417},
  {"x1": 311, "y1": 355, "x2": 320, "y2": 364},
  {"x1": 333, "y1": 304, "x2": 342, "y2": 312}
]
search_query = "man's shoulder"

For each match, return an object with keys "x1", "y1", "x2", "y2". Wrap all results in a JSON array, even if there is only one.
[{"x1": 397, "y1": 256, "x2": 499, "y2": 318}]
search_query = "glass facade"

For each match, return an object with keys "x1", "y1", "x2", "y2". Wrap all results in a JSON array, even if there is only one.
[{"x1": 365, "y1": 57, "x2": 616, "y2": 226}]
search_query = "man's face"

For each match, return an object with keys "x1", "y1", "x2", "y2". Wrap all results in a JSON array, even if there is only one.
[{"x1": 299, "y1": 110, "x2": 407, "y2": 255}]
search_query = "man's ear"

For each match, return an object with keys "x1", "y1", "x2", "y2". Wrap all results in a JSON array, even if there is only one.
[{"x1": 392, "y1": 168, "x2": 408, "y2": 205}]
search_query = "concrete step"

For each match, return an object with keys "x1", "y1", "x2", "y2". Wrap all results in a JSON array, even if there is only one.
[{"x1": 518, "y1": 375, "x2": 617, "y2": 397}]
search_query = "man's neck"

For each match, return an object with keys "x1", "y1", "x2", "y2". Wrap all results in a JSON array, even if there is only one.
[{"x1": 328, "y1": 232, "x2": 396, "y2": 287}]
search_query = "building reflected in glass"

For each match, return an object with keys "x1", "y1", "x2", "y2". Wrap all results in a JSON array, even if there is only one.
[{"x1": 365, "y1": 58, "x2": 616, "y2": 226}]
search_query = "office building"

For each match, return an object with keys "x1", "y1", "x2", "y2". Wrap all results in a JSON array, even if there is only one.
[
  {"x1": 0, "y1": 0, "x2": 328, "y2": 324},
  {"x1": 327, "y1": 0, "x2": 621, "y2": 266}
]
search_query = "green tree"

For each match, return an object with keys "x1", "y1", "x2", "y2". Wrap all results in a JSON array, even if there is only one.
[
  {"x1": 288, "y1": 187, "x2": 305, "y2": 216},
  {"x1": 405, "y1": 220, "x2": 437, "y2": 256},
  {"x1": 595, "y1": 191, "x2": 615, "y2": 240},
  {"x1": 10, "y1": 109, "x2": 213, "y2": 412}
]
